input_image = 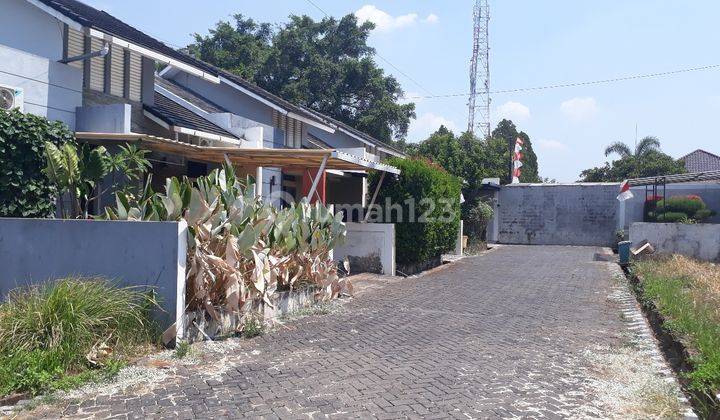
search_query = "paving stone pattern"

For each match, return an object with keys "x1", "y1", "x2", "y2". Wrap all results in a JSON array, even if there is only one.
[{"x1": 43, "y1": 246, "x2": 653, "y2": 418}]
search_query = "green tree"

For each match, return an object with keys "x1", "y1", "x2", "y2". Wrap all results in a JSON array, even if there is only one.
[
  {"x1": 580, "y1": 137, "x2": 686, "y2": 182},
  {"x1": 189, "y1": 14, "x2": 415, "y2": 142},
  {"x1": 604, "y1": 136, "x2": 661, "y2": 159},
  {"x1": 491, "y1": 119, "x2": 540, "y2": 183},
  {"x1": 187, "y1": 15, "x2": 272, "y2": 81}
]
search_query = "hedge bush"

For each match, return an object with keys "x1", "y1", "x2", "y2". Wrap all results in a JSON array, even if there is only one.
[
  {"x1": 369, "y1": 157, "x2": 461, "y2": 265},
  {"x1": 648, "y1": 195, "x2": 715, "y2": 223},
  {"x1": 0, "y1": 109, "x2": 75, "y2": 217}
]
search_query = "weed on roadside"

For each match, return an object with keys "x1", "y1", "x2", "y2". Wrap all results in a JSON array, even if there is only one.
[{"x1": 242, "y1": 315, "x2": 265, "y2": 338}]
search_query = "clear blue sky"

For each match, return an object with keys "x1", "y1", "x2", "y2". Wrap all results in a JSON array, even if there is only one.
[{"x1": 84, "y1": 0, "x2": 720, "y2": 181}]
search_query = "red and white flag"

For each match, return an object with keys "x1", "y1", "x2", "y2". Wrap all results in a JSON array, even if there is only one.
[{"x1": 617, "y1": 180, "x2": 634, "y2": 201}]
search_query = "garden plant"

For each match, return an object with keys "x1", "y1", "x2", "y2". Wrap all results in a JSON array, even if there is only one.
[
  {"x1": 644, "y1": 195, "x2": 715, "y2": 223},
  {"x1": 103, "y1": 162, "x2": 348, "y2": 339},
  {"x1": 0, "y1": 277, "x2": 157, "y2": 397}
]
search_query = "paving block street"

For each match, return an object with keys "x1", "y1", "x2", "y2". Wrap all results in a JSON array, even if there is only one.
[{"x1": 33, "y1": 246, "x2": 686, "y2": 419}]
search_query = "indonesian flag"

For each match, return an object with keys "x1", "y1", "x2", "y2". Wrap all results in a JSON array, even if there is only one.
[
  {"x1": 511, "y1": 137, "x2": 524, "y2": 184},
  {"x1": 617, "y1": 180, "x2": 634, "y2": 201}
]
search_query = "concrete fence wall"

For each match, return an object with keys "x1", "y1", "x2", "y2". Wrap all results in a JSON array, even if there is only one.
[
  {"x1": 630, "y1": 222, "x2": 720, "y2": 262},
  {"x1": 334, "y1": 222, "x2": 395, "y2": 276},
  {"x1": 492, "y1": 183, "x2": 620, "y2": 246},
  {"x1": 0, "y1": 219, "x2": 187, "y2": 335}
]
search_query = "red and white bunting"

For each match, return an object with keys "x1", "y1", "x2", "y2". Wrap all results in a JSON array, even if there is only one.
[
  {"x1": 617, "y1": 180, "x2": 634, "y2": 201},
  {"x1": 511, "y1": 137, "x2": 524, "y2": 183}
]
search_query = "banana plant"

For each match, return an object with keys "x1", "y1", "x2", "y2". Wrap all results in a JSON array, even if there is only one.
[
  {"x1": 43, "y1": 141, "x2": 152, "y2": 219},
  {"x1": 43, "y1": 141, "x2": 111, "y2": 218}
]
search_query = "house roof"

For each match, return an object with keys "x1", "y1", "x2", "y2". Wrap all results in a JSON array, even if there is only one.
[
  {"x1": 680, "y1": 149, "x2": 720, "y2": 173},
  {"x1": 33, "y1": 0, "x2": 218, "y2": 80},
  {"x1": 31, "y1": 0, "x2": 407, "y2": 157},
  {"x1": 160, "y1": 69, "x2": 404, "y2": 156},
  {"x1": 300, "y1": 106, "x2": 406, "y2": 157},
  {"x1": 166, "y1": 61, "x2": 334, "y2": 129},
  {"x1": 145, "y1": 92, "x2": 237, "y2": 140},
  {"x1": 155, "y1": 77, "x2": 226, "y2": 114}
]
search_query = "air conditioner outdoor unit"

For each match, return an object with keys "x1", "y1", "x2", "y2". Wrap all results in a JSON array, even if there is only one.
[{"x1": 0, "y1": 84, "x2": 24, "y2": 112}]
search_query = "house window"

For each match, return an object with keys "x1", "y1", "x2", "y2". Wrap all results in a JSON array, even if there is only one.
[{"x1": 272, "y1": 110, "x2": 303, "y2": 148}]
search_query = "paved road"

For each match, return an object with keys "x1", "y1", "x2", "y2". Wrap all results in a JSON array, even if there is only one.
[{"x1": 47, "y1": 246, "x2": 634, "y2": 418}]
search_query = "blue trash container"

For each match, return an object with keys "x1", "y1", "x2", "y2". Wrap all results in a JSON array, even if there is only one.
[{"x1": 618, "y1": 240, "x2": 632, "y2": 266}]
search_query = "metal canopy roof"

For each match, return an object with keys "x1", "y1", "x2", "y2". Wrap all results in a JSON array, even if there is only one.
[
  {"x1": 75, "y1": 132, "x2": 401, "y2": 174},
  {"x1": 626, "y1": 170, "x2": 720, "y2": 187}
]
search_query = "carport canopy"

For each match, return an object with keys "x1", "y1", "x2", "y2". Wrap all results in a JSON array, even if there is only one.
[{"x1": 75, "y1": 132, "x2": 400, "y2": 175}]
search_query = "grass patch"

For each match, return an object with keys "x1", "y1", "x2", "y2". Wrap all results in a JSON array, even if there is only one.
[
  {"x1": 0, "y1": 277, "x2": 158, "y2": 397},
  {"x1": 633, "y1": 255, "x2": 720, "y2": 404}
]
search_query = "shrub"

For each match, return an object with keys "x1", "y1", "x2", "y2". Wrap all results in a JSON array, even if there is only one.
[
  {"x1": 0, "y1": 109, "x2": 75, "y2": 218},
  {"x1": 0, "y1": 277, "x2": 157, "y2": 396},
  {"x1": 465, "y1": 200, "x2": 494, "y2": 240},
  {"x1": 650, "y1": 195, "x2": 715, "y2": 223},
  {"x1": 369, "y1": 157, "x2": 461, "y2": 265},
  {"x1": 654, "y1": 211, "x2": 690, "y2": 223}
]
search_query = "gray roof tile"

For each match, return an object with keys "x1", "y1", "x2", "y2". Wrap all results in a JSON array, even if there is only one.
[{"x1": 680, "y1": 149, "x2": 720, "y2": 173}]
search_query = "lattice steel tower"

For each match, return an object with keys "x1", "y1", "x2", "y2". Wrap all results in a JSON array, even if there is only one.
[{"x1": 467, "y1": 0, "x2": 490, "y2": 138}]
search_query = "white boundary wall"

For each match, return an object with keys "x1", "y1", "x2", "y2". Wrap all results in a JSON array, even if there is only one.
[
  {"x1": 334, "y1": 222, "x2": 395, "y2": 276},
  {"x1": 630, "y1": 222, "x2": 720, "y2": 262}
]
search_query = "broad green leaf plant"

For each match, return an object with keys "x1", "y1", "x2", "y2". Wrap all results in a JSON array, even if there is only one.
[
  {"x1": 103, "y1": 162, "x2": 348, "y2": 336},
  {"x1": 43, "y1": 142, "x2": 150, "y2": 218}
]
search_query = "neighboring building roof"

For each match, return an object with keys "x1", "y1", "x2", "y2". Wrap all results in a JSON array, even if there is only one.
[
  {"x1": 145, "y1": 92, "x2": 237, "y2": 140},
  {"x1": 300, "y1": 106, "x2": 406, "y2": 157},
  {"x1": 165, "y1": 61, "x2": 334, "y2": 129},
  {"x1": 680, "y1": 149, "x2": 720, "y2": 173},
  {"x1": 33, "y1": 0, "x2": 217, "y2": 80},
  {"x1": 155, "y1": 77, "x2": 226, "y2": 114}
]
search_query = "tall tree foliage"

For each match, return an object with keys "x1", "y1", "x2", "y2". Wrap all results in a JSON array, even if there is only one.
[
  {"x1": 189, "y1": 14, "x2": 415, "y2": 142},
  {"x1": 580, "y1": 137, "x2": 686, "y2": 181},
  {"x1": 412, "y1": 124, "x2": 514, "y2": 197}
]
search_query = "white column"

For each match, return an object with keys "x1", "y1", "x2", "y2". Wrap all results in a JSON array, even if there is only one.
[{"x1": 256, "y1": 167, "x2": 263, "y2": 199}]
